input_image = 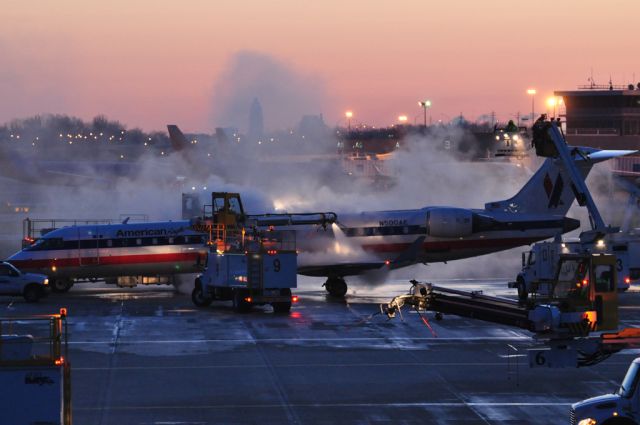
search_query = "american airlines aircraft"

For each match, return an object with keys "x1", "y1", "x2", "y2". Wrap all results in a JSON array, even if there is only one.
[{"x1": 6, "y1": 146, "x2": 633, "y2": 295}]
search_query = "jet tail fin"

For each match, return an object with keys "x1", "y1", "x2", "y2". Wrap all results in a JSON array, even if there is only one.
[
  {"x1": 485, "y1": 147, "x2": 636, "y2": 215},
  {"x1": 167, "y1": 125, "x2": 188, "y2": 151}
]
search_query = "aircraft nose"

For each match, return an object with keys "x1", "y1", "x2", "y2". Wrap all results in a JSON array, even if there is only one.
[{"x1": 562, "y1": 217, "x2": 581, "y2": 232}]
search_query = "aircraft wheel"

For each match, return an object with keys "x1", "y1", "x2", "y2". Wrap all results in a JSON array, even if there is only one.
[
  {"x1": 272, "y1": 302, "x2": 292, "y2": 313},
  {"x1": 272, "y1": 288, "x2": 292, "y2": 313},
  {"x1": 191, "y1": 285, "x2": 212, "y2": 307},
  {"x1": 51, "y1": 279, "x2": 73, "y2": 293},
  {"x1": 516, "y1": 277, "x2": 528, "y2": 302},
  {"x1": 325, "y1": 278, "x2": 347, "y2": 298}
]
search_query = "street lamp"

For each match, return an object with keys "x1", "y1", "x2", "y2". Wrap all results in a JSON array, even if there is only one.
[
  {"x1": 546, "y1": 97, "x2": 557, "y2": 118},
  {"x1": 398, "y1": 115, "x2": 408, "y2": 124},
  {"x1": 526, "y1": 89, "x2": 536, "y2": 125},
  {"x1": 418, "y1": 100, "x2": 432, "y2": 127},
  {"x1": 345, "y1": 111, "x2": 353, "y2": 131}
]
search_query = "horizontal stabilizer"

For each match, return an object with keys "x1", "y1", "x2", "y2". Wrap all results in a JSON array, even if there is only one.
[{"x1": 580, "y1": 148, "x2": 637, "y2": 163}]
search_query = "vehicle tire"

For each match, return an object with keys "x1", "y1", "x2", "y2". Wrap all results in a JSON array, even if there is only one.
[
  {"x1": 516, "y1": 276, "x2": 528, "y2": 302},
  {"x1": 51, "y1": 279, "x2": 73, "y2": 293},
  {"x1": 23, "y1": 284, "x2": 41, "y2": 303},
  {"x1": 326, "y1": 278, "x2": 347, "y2": 298},
  {"x1": 232, "y1": 289, "x2": 251, "y2": 313},
  {"x1": 272, "y1": 302, "x2": 292, "y2": 313},
  {"x1": 191, "y1": 285, "x2": 212, "y2": 307}
]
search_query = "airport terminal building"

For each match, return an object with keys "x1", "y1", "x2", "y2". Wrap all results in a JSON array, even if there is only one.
[{"x1": 556, "y1": 85, "x2": 640, "y2": 174}]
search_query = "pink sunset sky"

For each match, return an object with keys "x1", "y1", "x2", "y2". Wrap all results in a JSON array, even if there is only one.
[{"x1": 1, "y1": 0, "x2": 639, "y2": 133}]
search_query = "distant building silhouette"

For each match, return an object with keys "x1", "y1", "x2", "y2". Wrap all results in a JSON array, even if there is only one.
[
  {"x1": 248, "y1": 98, "x2": 264, "y2": 141},
  {"x1": 297, "y1": 114, "x2": 328, "y2": 139}
]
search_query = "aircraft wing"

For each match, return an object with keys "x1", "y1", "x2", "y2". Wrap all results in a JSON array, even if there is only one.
[
  {"x1": 297, "y1": 236, "x2": 427, "y2": 277},
  {"x1": 298, "y1": 262, "x2": 386, "y2": 277}
]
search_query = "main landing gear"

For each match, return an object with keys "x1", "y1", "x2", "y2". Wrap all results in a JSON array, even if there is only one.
[
  {"x1": 324, "y1": 277, "x2": 348, "y2": 298},
  {"x1": 50, "y1": 278, "x2": 74, "y2": 293}
]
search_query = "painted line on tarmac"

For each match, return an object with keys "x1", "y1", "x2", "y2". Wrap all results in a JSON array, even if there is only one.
[
  {"x1": 74, "y1": 401, "x2": 573, "y2": 411},
  {"x1": 72, "y1": 362, "x2": 523, "y2": 371},
  {"x1": 68, "y1": 336, "x2": 531, "y2": 345}
]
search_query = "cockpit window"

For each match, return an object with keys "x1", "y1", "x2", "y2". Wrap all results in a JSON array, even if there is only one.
[{"x1": 24, "y1": 238, "x2": 64, "y2": 251}]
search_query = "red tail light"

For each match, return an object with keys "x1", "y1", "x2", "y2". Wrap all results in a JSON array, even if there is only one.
[
  {"x1": 625, "y1": 277, "x2": 631, "y2": 284},
  {"x1": 291, "y1": 295, "x2": 299, "y2": 303}
]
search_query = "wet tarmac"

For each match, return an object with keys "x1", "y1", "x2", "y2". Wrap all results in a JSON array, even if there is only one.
[{"x1": 4, "y1": 277, "x2": 640, "y2": 424}]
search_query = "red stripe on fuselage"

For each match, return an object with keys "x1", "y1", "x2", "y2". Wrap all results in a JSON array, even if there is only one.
[
  {"x1": 361, "y1": 237, "x2": 542, "y2": 253},
  {"x1": 9, "y1": 252, "x2": 199, "y2": 270}
]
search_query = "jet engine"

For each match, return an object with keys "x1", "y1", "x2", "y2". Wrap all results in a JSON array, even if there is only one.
[{"x1": 426, "y1": 208, "x2": 474, "y2": 238}]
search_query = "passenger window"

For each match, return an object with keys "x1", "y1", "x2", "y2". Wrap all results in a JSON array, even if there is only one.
[
  {"x1": 136, "y1": 239, "x2": 142, "y2": 246},
  {"x1": 152, "y1": 238, "x2": 158, "y2": 245},
  {"x1": 107, "y1": 240, "x2": 113, "y2": 248},
  {"x1": 168, "y1": 237, "x2": 174, "y2": 244},
  {"x1": 0, "y1": 266, "x2": 11, "y2": 276}
]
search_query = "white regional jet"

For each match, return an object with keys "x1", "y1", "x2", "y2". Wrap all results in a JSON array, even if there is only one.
[{"x1": 6, "y1": 146, "x2": 633, "y2": 296}]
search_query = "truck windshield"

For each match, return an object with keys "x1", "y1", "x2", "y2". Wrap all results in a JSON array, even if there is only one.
[
  {"x1": 553, "y1": 258, "x2": 589, "y2": 299},
  {"x1": 617, "y1": 362, "x2": 640, "y2": 398}
]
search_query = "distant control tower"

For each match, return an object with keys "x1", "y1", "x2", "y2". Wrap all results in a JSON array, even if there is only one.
[{"x1": 248, "y1": 98, "x2": 264, "y2": 141}]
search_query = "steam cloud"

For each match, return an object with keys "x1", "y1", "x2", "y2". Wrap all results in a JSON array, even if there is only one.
[
  {"x1": 0, "y1": 50, "x2": 627, "y2": 289},
  {"x1": 210, "y1": 51, "x2": 327, "y2": 133}
]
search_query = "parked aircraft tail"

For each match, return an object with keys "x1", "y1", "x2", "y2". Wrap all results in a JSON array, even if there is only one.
[
  {"x1": 167, "y1": 125, "x2": 188, "y2": 151},
  {"x1": 485, "y1": 147, "x2": 636, "y2": 215}
]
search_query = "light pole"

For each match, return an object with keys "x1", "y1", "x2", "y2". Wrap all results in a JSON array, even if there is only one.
[
  {"x1": 418, "y1": 100, "x2": 432, "y2": 127},
  {"x1": 345, "y1": 111, "x2": 353, "y2": 131},
  {"x1": 527, "y1": 89, "x2": 536, "y2": 125},
  {"x1": 546, "y1": 97, "x2": 557, "y2": 118}
]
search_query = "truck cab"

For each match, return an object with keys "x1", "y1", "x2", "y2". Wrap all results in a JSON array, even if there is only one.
[
  {"x1": 514, "y1": 239, "x2": 631, "y2": 301},
  {"x1": 191, "y1": 191, "x2": 298, "y2": 313},
  {"x1": 572, "y1": 357, "x2": 640, "y2": 425},
  {"x1": 0, "y1": 262, "x2": 49, "y2": 302}
]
